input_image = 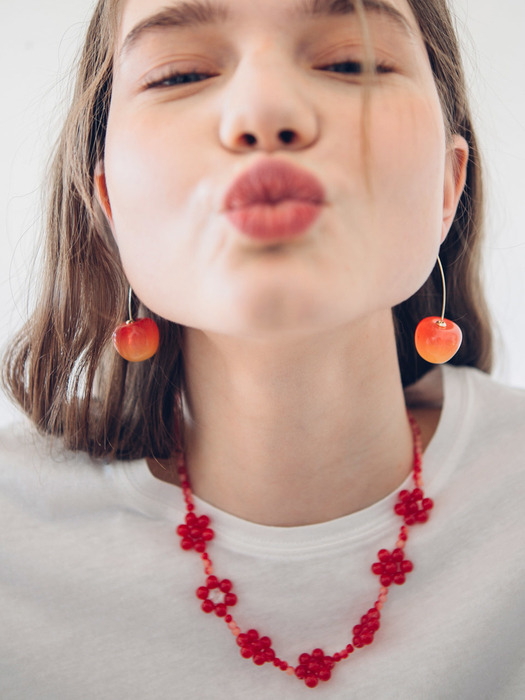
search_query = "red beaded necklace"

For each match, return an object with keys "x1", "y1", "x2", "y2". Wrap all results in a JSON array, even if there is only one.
[{"x1": 175, "y1": 413, "x2": 433, "y2": 689}]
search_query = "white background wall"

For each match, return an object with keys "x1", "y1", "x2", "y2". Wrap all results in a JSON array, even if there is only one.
[{"x1": 1, "y1": 0, "x2": 524, "y2": 426}]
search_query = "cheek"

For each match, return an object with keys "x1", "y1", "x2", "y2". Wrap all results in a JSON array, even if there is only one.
[
  {"x1": 370, "y1": 93, "x2": 446, "y2": 218},
  {"x1": 369, "y1": 93, "x2": 447, "y2": 288},
  {"x1": 103, "y1": 106, "x2": 218, "y2": 311},
  {"x1": 105, "y1": 108, "x2": 202, "y2": 230},
  {"x1": 321, "y1": 90, "x2": 448, "y2": 313}
]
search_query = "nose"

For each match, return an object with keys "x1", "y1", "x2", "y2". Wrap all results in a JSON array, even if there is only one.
[{"x1": 219, "y1": 49, "x2": 319, "y2": 153}]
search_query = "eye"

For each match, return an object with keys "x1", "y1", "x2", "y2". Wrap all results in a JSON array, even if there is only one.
[
  {"x1": 143, "y1": 70, "x2": 216, "y2": 89},
  {"x1": 319, "y1": 60, "x2": 394, "y2": 76}
]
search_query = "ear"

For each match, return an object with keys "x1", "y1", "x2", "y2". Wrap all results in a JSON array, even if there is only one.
[
  {"x1": 94, "y1": 160, "x2": 114, "y2": 226},
  {"x1": 441, "y1": 134, "x2": 469, "y2": 242}
]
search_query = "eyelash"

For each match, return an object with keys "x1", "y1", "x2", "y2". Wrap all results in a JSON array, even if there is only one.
[
  {"x1": 322, "y1": 60, "x2": 394, "y2": 75},
  {"x1": 144, "y1": 71, "x2": 215, "y2": 89},
  {"x1": 143, "y1": 60, "x2": 395, "y2": 90}
]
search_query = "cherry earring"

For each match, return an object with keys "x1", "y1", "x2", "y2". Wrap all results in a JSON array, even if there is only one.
[
  {"x1": 112, "y1": 287, "x2": 160, "y2": 362},
  {"x1": 414, "y1": 256, "x2": 462, "y2": 364}
]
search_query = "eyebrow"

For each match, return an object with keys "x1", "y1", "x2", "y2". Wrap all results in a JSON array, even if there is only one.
[{"x1": 120, "y1": 0, "x2": 415, "y2": 57}]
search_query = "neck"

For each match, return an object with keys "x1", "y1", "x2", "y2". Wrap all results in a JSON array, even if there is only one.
[{"x1": 167, "y1": 312, "x2": 424, "y2": 526}]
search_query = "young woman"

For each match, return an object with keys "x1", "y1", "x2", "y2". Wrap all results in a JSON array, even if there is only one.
[{"x1": 1, "y1": 0, "x2": 523, "y2": 697}]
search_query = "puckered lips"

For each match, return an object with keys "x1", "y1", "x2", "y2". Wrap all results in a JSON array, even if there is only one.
[{"x1": 222, "y1": 159, "x2": 325, "y2": 241}]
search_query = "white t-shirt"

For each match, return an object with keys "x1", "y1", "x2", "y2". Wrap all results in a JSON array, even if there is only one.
[{"x1": 1, "y1": 366, "x2": 524, "y2": 700}]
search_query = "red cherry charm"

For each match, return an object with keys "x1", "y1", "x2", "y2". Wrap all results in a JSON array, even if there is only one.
[
  {"x1": 414, "y1": 316, "x2": 462, "y2": 364},
  {"x1": 112, "y1": 317, "x2": 159, "y2": 362}
]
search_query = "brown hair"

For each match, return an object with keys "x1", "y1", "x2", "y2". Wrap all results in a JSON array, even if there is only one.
[{"x1": 2, "y1": 0, "x2": 492, "y2": 460}]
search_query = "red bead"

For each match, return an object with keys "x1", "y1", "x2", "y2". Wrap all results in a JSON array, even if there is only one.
[
  {"x1": 224, "y1": 593, "x2": 237, "y2": 606},
  {"x1": 378, "y1": 549, "x2": 391, "y2": 563},
  {"x1": 215, "y1": 603, "x2": 227, "y2": 617},
  {"x1": 305, "y1": 676, "x2": 319, "y2": 688},
  {"x1": 295, "y1": 666, "x2": 307, "y2": 680},
  {"x1": 371, "y1": 563, "x2": 383, "y2": 575},
  {"x1": 219, "y1": 579, "x2": 232, "y2": 593},
  {"x1": 247, "y1": 629, "x2": 259, "y2": 641},
  {"x1": 206, "y1": 575, "x2": 219, "y2": 588},
  {"x1": 259, "y1": 636, "x2": 272, "y2": 648},
  {"x1": 253, "y1": 654, "x2": 266, "y2": 666},
  {"x1": 241, "y1": 647, "x2": 253, "y2": 659},
  {"x1": 319, "y1": 669, "x2": 331, "y2": 682},
  {"x1": 401, "y1": 560, "x2": 414, "y2": 573},
  {"x1": 201, "y1": 600, "x2": 215, "y2": 613},
  {"x1": 196, "y1": 586, "x2": 209, "y2": 600},
  {"x1": 181, "y1": 538, "x2": 193, "y2": 550},
  {"x1": 393, "y1": 573, "x2": 406, "y2": 585}
]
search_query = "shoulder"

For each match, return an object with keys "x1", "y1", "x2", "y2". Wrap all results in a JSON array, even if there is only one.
[
  {"x1": 413, "y1": 366, "x2": 525, "y2": 510},
  {"x1": 0, "y1": 420, "x2": 124, "y2": 520},
  {"x1": 434, "y1": 366, "x2": 525, "y2": 510},
  {"x1": 445, "y1": 365, "x2": 525, "y2": 440}
]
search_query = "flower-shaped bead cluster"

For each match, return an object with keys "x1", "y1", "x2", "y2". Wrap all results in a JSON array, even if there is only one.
[
  {"x1": 394, "y1": 487, "x2": 434, "y2": 525},
  {"x1": 176, "y1": 512, "x2": 214, "y2": 552},
  {"x1": 294, "y1": 649, "x2": 336, "y2": 688},
  {"x1": 237, "y1": 629, "x2": 276, "y2": 666},
  {"x1": 372, "y1": 548, "x2": 414, "y2": 587},
  {"x1": 352, "y1": 608, "x2": 381, "y2": 648},
  {"x1": 196, "y1": 575, "x2": 238, "y2": 616}
]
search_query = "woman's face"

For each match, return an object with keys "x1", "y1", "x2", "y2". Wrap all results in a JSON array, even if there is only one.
[{"x1": 100, "y1": 0, "x2": 467, "y2": 339}]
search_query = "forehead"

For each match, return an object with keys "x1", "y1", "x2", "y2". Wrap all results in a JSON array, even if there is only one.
[{"x1": 116, "y1": 0, "x2": 422, "y2": 52}]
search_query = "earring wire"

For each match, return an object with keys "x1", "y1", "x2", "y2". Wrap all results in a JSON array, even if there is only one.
[
  {"x1": 436, "y1": 256, "x2": 446, "y2": 326},
  {"x1": 127, "y1": 286, "x2": 133, "y2": 323}
]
